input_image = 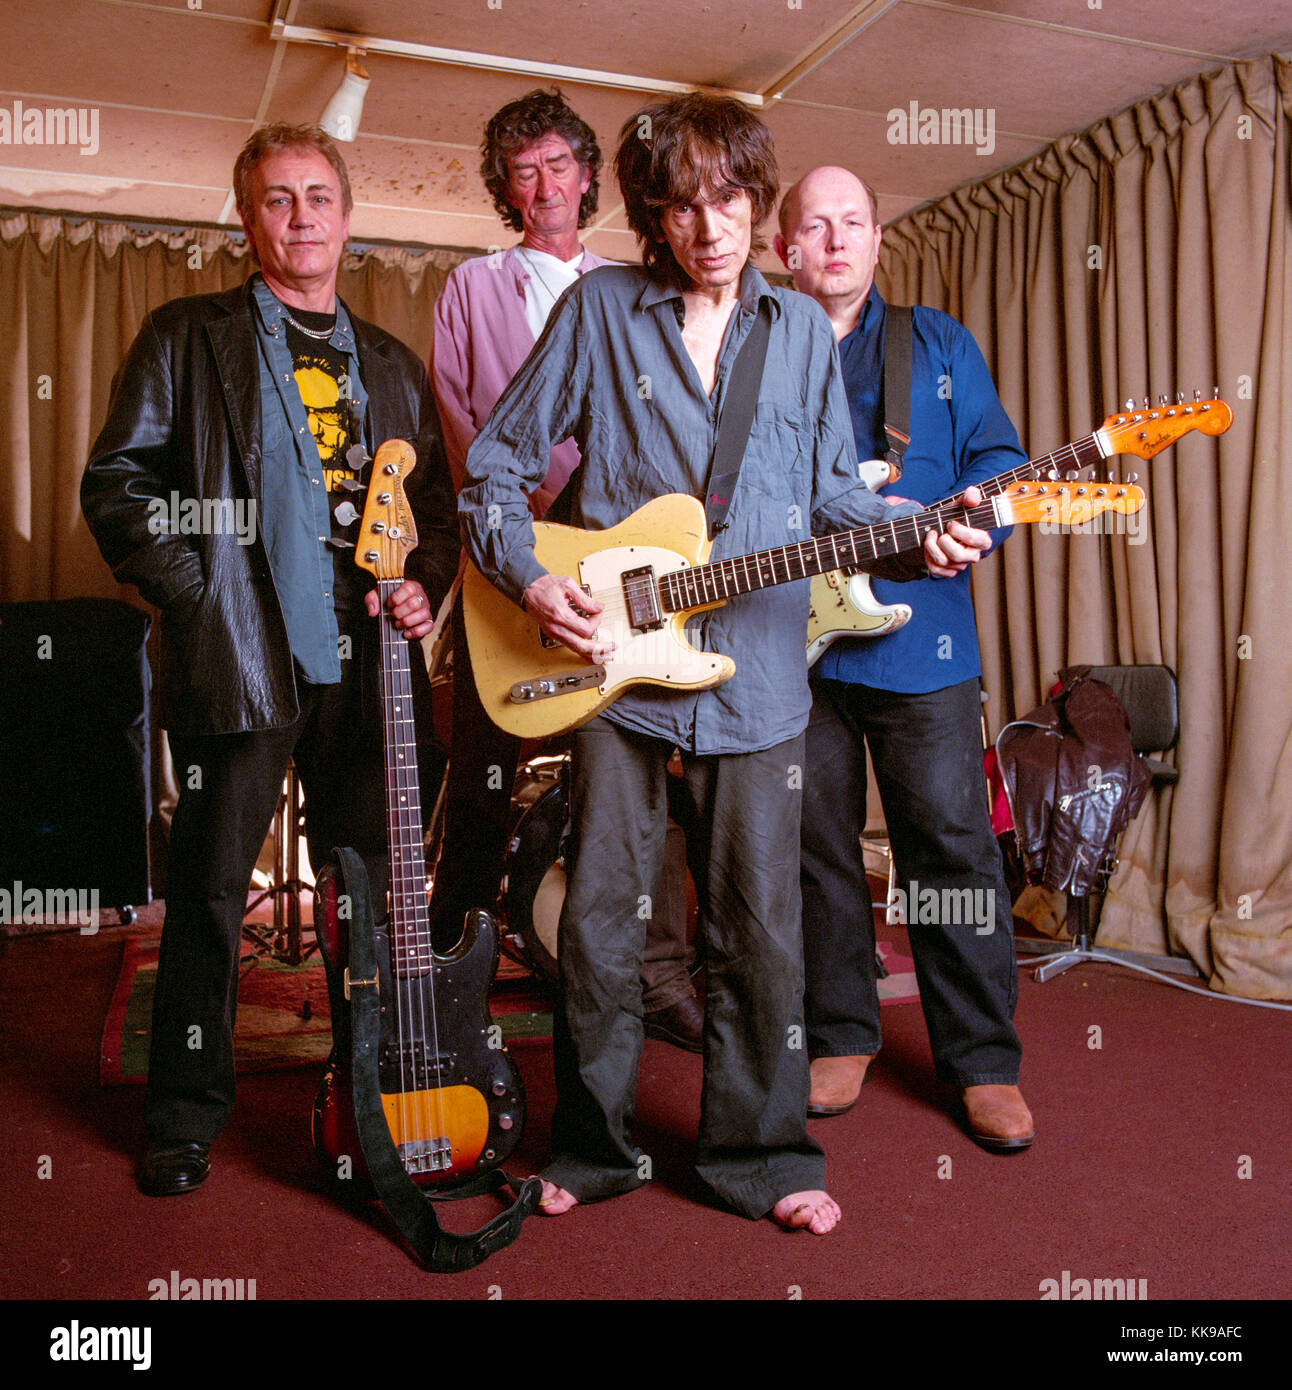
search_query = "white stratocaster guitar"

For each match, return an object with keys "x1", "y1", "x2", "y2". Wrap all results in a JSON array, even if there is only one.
[
  {"x1": 463, "y1": 480, "x2": 1145, "y2": 741},
  {"x1": 805, "y1": 392, "x2": 1233, "y2": 665}
]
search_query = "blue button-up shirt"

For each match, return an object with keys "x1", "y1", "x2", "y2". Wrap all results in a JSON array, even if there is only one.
[
  {"x1": 814, "y1": 286, "x2": 1024, "y2": 694},
  {"x1": 251, "y1": 275, "x2": 367, "y2": 685},
  {"x1": 460, "y1": 264, "x2": 923, "y2": 755}
]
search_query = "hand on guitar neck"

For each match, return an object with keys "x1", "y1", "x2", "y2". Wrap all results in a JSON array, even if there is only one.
[
  {"x1": 522, "y1": 485, "x2": 991, "y2": 661},
  {"x1": 922, "y1": 484, "x2": 991, "y2": 578},
  {"x1": 364, "y1": 578, "x2": 436, "y2": 640}
]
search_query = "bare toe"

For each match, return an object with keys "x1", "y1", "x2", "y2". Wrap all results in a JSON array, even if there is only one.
[
  {"x1": 537, "y1": 1179, "x2": 579, "y2": 1216},
  {"x1": 771, "y1": 1189, "x2": 841, "y2": 1235}
]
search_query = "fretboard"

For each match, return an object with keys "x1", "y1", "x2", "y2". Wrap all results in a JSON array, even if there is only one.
[
  {"x1": 659, "y1": 497, "x2": 1005, "y2": 613},
  {"x1": 939, "y1": 431, "x2": 1104, "y2": 503},
  {"x1": 377, "y1": 577, "x2": 432, "y2": 979}
]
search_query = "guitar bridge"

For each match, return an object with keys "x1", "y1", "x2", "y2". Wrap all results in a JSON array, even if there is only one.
[{"x1": 399, "y1": 1137, "x2": 453, "y2": 1174}]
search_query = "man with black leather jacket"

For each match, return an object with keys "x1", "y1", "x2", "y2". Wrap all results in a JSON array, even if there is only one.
[{"x1": 81, "y1": 123, "x2": 456, "y2": 1196}]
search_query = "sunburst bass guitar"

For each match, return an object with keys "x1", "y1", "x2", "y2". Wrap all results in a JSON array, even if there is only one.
[
  {"x1": 463, "y1": 478, "x2": 1146, "y2": 741},
  {"x1": 314, "y1": 439, "x2": 525, "y2": 1191},
  {"x1": 806, "y1": 393, "x2": 1232, "y2": 664}
]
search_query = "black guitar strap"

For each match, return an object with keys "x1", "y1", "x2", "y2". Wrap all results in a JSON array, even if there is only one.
[
  {"x1": 330, "y1": 846, "x2": 541, "y2": 1273},
  {"x1": 883, "y1": 304, "x2": 914, "y2": 482},
  {"x1": 704, "y1": 298, "x2": 773, "y2": 537}
]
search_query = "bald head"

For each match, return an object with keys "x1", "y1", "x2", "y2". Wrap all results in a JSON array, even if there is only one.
[
  {"x1": 774, "y1": 165, "x2": 883, "y2": 339},
  {"x1": 779, "y1": 166, "x2": 878, "y2": 238}
]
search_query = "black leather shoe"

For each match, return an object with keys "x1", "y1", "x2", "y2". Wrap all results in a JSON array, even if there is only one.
[
  {"x1": 139, "y1": 1141, "x2": 211, "y2": 1196},
  {"x1": 643, "y1": 995, "x2": 704, "y2": 1053}
]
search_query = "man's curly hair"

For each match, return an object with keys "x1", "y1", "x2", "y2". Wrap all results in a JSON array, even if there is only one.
[
  {"x1": 481, "y1": 88, "x2": 601, "y2": 232},
  {"x1": 614, "y1": 93, "x2": 779, "y2": 288}
]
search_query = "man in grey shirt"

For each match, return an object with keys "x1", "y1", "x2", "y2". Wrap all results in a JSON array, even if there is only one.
[{"x1": 460, "y1": 94, "x2": 991, "y2": 1234}]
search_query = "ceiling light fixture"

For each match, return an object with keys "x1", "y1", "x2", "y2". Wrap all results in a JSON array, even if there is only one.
[{"x1": 318, "y1": 47, "x2": 369, "y2": 142}]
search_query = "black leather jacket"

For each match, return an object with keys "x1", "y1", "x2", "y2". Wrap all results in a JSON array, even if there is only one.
[{"x1": 81, "y1": 281, "x2": 457, "y2": 735}]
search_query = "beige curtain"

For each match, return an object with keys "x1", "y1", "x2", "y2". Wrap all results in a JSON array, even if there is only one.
[
  {"x1": 877, "y1": 55, "x2": 1292, "y2": 999},
  {"x1": 0, "y1": 212, "x2": 465, "y2": 604}
]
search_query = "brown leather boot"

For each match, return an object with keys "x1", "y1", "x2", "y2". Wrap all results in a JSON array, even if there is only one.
[
  {"x1": 961, "y1": 1084, "x2": 1035, "y2": 1151},
  {"x1": 807, "y1": 1054, "x2": 876, "y2": 1117}
]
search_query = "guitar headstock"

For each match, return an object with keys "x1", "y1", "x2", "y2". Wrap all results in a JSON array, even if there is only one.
[
  {"x1": 355, "y1": 439, "x2": 418, "y2": 583},
  {"x1": 1096, "y1": 391, "x2": 1232, "y2": 460},
  {"x1": 1003, "y1": 479, "x2": 1145, "y2": 528}
]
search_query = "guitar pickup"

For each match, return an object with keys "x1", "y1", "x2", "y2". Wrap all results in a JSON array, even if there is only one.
[
  {"x1": 509, "y1": 666, "x2": 605, "y2": 703},
  {"x1": 622, "y1": 565, "x2": 664, "y2": 631}
]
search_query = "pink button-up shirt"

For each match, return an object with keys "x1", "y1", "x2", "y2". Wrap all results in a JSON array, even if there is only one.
[{"x1": 431, "y1": 243, "x2": 615, "y2": 518}]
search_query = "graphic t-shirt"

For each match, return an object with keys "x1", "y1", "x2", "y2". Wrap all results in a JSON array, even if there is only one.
[{"x1": 285, "y1": 308, "x2": 365, "y2": 611}]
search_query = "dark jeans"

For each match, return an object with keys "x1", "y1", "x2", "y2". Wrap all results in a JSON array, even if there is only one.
[
  {"x1": 800, "y1": 677, "x2": 1021, "y2": 1087},
  {"x1": 146, "y1": 650, "x2": 393, "y2": 1144},
  {"x1": 545, "y1": 717, "x2": 825, "y2": 1219},
  {"x1": 427, "y1": 603, "x2": 693, "y2": 1007}
]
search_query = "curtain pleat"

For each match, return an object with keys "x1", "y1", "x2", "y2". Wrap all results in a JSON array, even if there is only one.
[{"x1": 875, "y1": 55, "x2": 1292, "y2": 998}]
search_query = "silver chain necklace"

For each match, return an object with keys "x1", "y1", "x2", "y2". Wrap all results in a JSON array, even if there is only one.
[{"x1": 282, "y1": 307, "x2": 336, "y2": 340}]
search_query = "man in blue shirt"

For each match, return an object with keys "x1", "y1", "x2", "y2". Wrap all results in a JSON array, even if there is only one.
[
  {"x1": 776, "y1": 165, "x2": 1033, "y2": 1150},
  {"x1": 461, "y1": 99, "x2": 995, "y2": 1233}
]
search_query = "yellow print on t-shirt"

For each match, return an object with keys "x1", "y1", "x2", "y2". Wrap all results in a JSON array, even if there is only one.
[{"x1": 294, "y1": 361, "x2": 354, "y2": 486}]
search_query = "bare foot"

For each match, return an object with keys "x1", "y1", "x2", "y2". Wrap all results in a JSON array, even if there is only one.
[
  {"x1": 771, "y1": 1189, "x2": 841, "y2": 1235},
  {"x1": 537, "y1": 1178, "x2": 579, "y2": 1216}
]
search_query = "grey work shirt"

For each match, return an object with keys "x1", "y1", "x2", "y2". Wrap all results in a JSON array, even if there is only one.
[{"x1": 459, "y1": 263, "x2": 922, "y2": 756}]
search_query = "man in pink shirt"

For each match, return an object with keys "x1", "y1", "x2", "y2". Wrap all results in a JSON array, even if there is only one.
[{"x1": 429, "y1": 89, "x2": 701, "y2": 1048}]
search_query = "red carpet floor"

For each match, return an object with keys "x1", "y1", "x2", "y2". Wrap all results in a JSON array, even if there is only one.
[{"x1": 2, "y1": 919, "x2": 1288, "y2": 1316}]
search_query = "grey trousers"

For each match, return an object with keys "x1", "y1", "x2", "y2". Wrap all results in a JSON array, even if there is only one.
[{"x1": 543, "y1": 716, "x2": 825, "y2": 1219}]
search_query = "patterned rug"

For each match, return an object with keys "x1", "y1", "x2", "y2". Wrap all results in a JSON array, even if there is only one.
[{"x1": 99, "y1": 937, "x2": 553, "y2": 1085}]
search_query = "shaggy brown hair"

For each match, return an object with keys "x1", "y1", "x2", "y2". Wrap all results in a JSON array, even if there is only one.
[
  {"x1": 480, "y1": 88, "x2": 601, "y2": 232},
  {"x1": 233, "y1": 123, "x2": 354, "y2": 229},
  {"x1": 614, "y1": 93, "x2": 779, "y2": 288}
]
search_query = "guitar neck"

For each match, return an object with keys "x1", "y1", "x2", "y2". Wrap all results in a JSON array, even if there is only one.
[
  {"x1": 376, "y1": 577, "x2": 432, "y2": 979},
  {"x1": 973, "y1": 432, "x2": 1105, "y2": 499},
  {"x1": 659, "y1": 496, "x2": 1006, "y2": 613}
]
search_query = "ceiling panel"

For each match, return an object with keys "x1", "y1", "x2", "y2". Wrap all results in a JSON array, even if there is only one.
[
  {"x1": 292, "y1": 0, "x2": 867, "y2": 90},
  {"x1": 0, "y1": 0, "x2": 1287, "y2": 248}
]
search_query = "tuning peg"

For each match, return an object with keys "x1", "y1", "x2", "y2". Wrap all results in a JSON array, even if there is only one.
[
  {"x1": 1066, "y1": 470, "x2": 1079, "y2": 481},
  {"x1": 1046, "y1": 468, "x2": 1059, "y2": 481},
  {"x1": 345, "y1": 443, "x2": 369, "y2": 470},
  {"x1": 1123, "y1": 398, "x2": 1135, "y2": 411},
  {"x1": 336, "y1": 476, "x2": 364, "y2": 492},
  {"x1": 1176, "y1": 391, "x2": 1184, "y2": 404},
  {"x1": 1107, "y1": 472, "x2": 1118, "y2": 484},
  {"x1": 1193, "y1": 387, "x2": 1201, "y2": 401},
  {"x1": 1126, "y1": 472, "x2": 1138, "y2": 483},
  {"x1": 1158, "y1": 394, "x2": 1168, "y2": 406},
  {"x1": 1212, "y1": 385, "x2": 1219, "y2": 399},
  {"x1": 327, "y1": 537, "x2": 356, "y2": 550},
  {"x1": 333, "y1": 500, "x2": 360, "y2": 527}
]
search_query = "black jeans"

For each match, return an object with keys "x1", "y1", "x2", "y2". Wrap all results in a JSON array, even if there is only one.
[
  {"x1": 800, "y1": 677, "x2": 1021, "y2": 1087},
  {"x1": 146, "y1": 649, "x2": 393, "y2": 1144},
  {"x1": 544, "y1": 717, "x2": 824, "y2": 1219}
]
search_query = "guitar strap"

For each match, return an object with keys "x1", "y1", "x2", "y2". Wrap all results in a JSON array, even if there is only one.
[
  {"x1": 330, "y1": 845, "x2": 541, "y2": 1272},
  {"x1": 704, "y1": 298, "x2": 773, "y2": 537},
  {"x1": 882, "y1": 304, "x2": 914, "y2": 482}
]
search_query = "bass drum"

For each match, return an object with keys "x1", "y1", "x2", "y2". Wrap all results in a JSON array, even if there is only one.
[
  {"x1": 502, "y1": 759, "x2": 699, "y2": 986},
  {"x1": 503, "y1": 762, "x2": 570, "y2": 984}
]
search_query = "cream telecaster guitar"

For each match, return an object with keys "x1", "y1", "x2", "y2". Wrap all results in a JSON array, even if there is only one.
[
  {"x1": 806, "y1": 393, "x2": 1233, "y2": 664},
  {"x1": 463, "y1": 481, "x2": 1145, "y2": 740}
]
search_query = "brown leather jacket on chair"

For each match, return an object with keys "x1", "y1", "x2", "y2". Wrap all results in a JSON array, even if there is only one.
[
  {"x1": 995, "y1": 666, "x2": 1153, "y2": 897},
  {"x1": 81, "y1": 281, "x2": 458, "y2": 736}
]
